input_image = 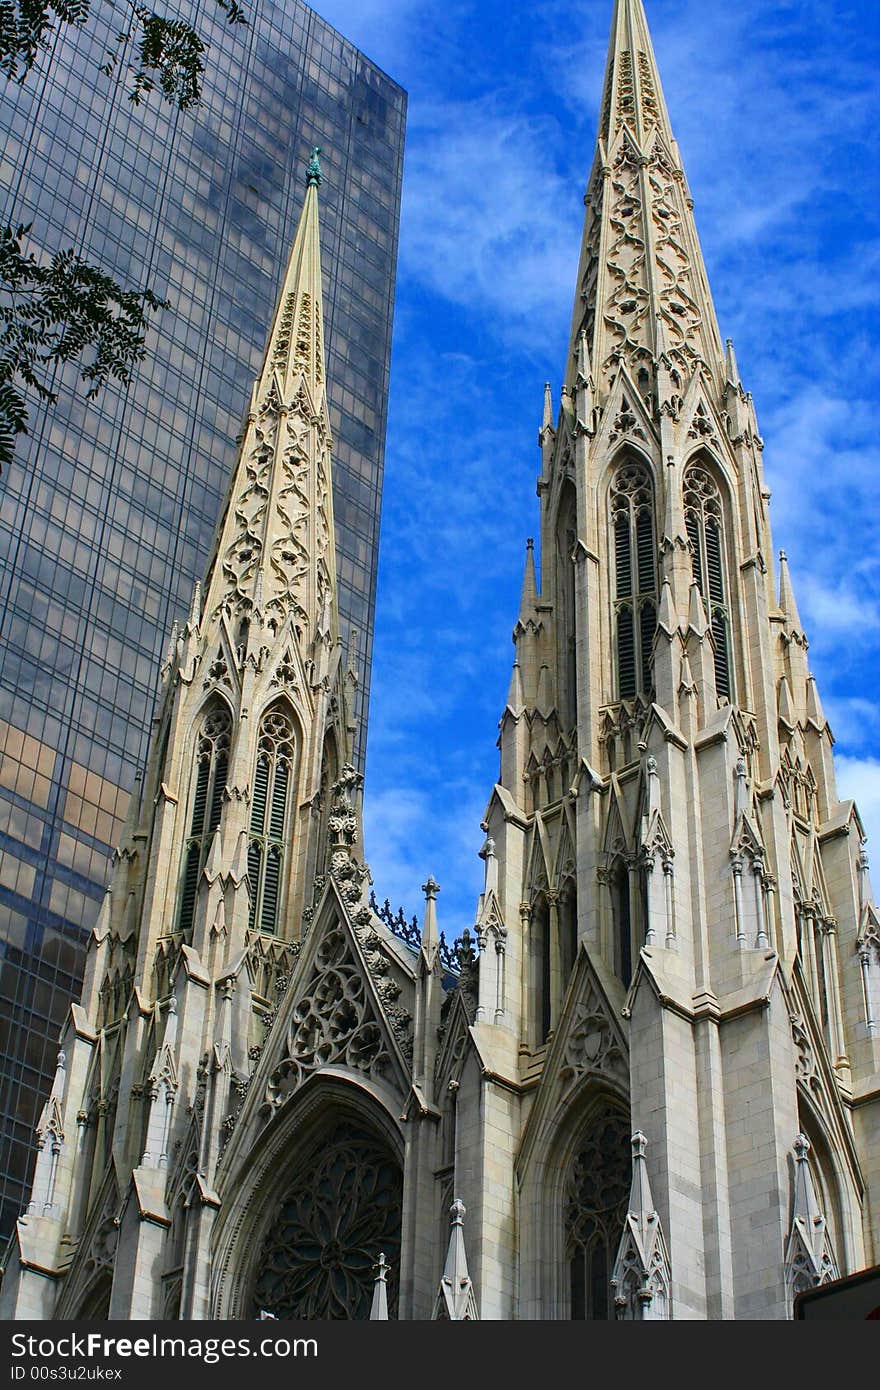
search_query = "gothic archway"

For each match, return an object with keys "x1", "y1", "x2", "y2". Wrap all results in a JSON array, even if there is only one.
[
  {"x1": 563, "y1": 1100, "x2": 631, "y2": 1319},
  {"x1": 76, "y1": 1271, "x2": 113, "y2": 1319},
  {"x1": 247, "y1": 1116, "x2": 403, "y2": 1319}
]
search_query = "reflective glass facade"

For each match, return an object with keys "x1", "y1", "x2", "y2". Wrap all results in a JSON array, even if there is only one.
[{"x1": 0, "y1": 0, "x2": 405, "y2": 1235}]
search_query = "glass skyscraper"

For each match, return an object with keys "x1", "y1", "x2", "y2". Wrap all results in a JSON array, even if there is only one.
[{"x1": 0, "y1": 0, "x2": 405, "y2": 1235}]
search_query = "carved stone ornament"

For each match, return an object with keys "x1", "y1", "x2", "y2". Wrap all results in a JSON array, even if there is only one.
[
  {"x1": 264, "y1": 926, "x2": 394, "y2": 1108},
  {"x1": 560, "y1": 979, "x2": 628, "y2": 1093},
  {"x1": 608, "y1": 395, "x2": 647, "y2": 445},
  {"x1": 686, "y1": 400, "x2": 717, "y2": 442},
  {"x1": 251, "y1": 1120, "x2": 402, "y2": 1319},
  {"x1": 219, "y1": 392, "x2": 276, "y2": 615}
]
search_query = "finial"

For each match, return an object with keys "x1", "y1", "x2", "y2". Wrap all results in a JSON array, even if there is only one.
[
  {"x1": 188, "y1": 580, "x2": 202, "y2": 629},
  {"x1": 370, "y1": 1252, "x2": 390, "y2": 1320},
  {"x1": 434, "y1": 1197, "x2": 479, "y2": 1320},
  {"x1": 631, "y1": 1130, "x2": 648, "y2": 1160},
  {"x1": 777, "y1": 549, "x2": 805, "y2": 640},
  {"x1": 794, "y1": 1132, "x2": 810, "y2": 1162},
  {"x1": 306, "y1": 146, "x2": 323, "y2": 187},
  {"x1": 420, "y1": 877, "x2": 440, "y2": 955},
  {"x1": 576, "y1": 328, "x2": 590, "y2": 384},
  {"x1": 541, "y1": 382, "x2": 554, "y2": 435},
  {"x1": 725, "y1": 337, "x2": 741, "y2": 388},
  {"x1": 526, "y1": 536, "x2": 534, "y2": 551}
]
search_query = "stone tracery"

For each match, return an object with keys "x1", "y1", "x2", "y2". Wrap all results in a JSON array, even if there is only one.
[
  {"x1": 564, "y1": 1106, "x2": 631, "y2": 1320},
  {"x1": 264, "y1": 926, "x2": 393, "y2": 1109},
  {"x1": 251, "y1": 1120, "x2": 402, "y2": 1320}
]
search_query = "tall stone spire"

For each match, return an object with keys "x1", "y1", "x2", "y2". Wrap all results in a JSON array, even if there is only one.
[
  {"x1": 201, "y1": 146, "x2": 337, "y2": 648},
  {"x1": 568, "y1": 0, "x2": 726, "y2": 396},
  {"x1": 0, "y1": 151, "x2": 357, "y2": 1322},
  {"x1": 596, "y1": 0, "x2": 673, "y2": 146},
  {"x1": 475, "y1": 0, "x2": 880, "y2": 1325}
]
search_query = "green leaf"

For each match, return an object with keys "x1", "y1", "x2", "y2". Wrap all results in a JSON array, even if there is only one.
[{"x1": 0, "y1": 222, "x2": 168, "y2": 475}]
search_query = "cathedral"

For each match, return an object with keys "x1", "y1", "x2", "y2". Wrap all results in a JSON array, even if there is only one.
[{"x1": 1, "y1": 0, "x2": 878, "y2": 1322}]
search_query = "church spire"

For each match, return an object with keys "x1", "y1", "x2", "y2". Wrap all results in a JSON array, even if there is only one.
[
  {"x1": 201, "y1": 148, "x2": 337, "y2": 643},
  {"x1": 568, "y1": 0, "x2": 726, "y2": 397},
  {"x1": 778, "y1": 549, "x2": 806, "y2": 642},
  {"x1": 597, "y1": 0, "x2": 673, "y2": 147},
  {"x1": 515, "y1": 537, "x2": 538, "y2": 629},
  {"x1": 260, "y1": 147, "x2": 327, "y2": 399}
]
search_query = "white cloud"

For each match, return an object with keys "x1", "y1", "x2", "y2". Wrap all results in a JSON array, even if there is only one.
[
  {"x1": 399, "y1": 96, "x2": 581, "y2": 348},
  {"x1": 824, "y1": 697, "x2": 880, "y2": 752},
  {"x1": 797, "y1": 576, "x2": 880, "y2": 642},
  {"x1": 834, "y1": 756, "x2": 880, "y2": 856},
  {"x1": 310, "y1": 0, "x2": 432, "y2": 77},
  {"x1": 362, "y1": 780, "x2": 487, "y2": 940},
  {"x1": 355, "y1": 0, "x2": 880, "y2": 936}
]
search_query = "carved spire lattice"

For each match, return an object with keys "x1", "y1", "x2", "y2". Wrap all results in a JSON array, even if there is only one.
[
  {"x1": 201, "y1": 160, "x2": 336, "y2": 643},
  {"x1": 567, "y1": 0, "x2": 726, "y2": 397}
]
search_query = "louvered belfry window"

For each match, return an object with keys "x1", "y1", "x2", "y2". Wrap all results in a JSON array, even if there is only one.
[
  {"x1": 178, "y1": 703, "x2": 232, "y2": 937},
  {"x1": 684, "y1": 465, "x2": 732, "y2": 700},
  {"x1": 248, "y1": 706, "x2": 296, "y2": 934},
  {"x1": 611, "y1": 462, "x2": 657, "y2": 699}
]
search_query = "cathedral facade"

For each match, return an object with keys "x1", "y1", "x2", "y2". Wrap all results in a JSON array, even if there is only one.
[{"x1": 1, "y1": 0, "x2": 878, "y2": 1322}]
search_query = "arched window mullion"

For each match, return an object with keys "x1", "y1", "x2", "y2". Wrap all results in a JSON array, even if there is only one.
[
  {"x1": 612, "y1": 859, "x2": 633, "y2": 987},
  {"x1": 684, "y1": 464, "x2": 733, "y2": 702},
  {"x1": 248, "y1": 706, "x2": 295, "y2": 936},
  {"x1": 639, "y1": 598, "x2": 656, "y2": 696},
  {"x1": 611, "y1": 461, "x2": 657, "y2": 701},
  {"x1": 617, "y1": 605, "x2": 636, "y2": 699},
  {"x1": 177, "y1": 704, "x2": 232, "y2": 938}
]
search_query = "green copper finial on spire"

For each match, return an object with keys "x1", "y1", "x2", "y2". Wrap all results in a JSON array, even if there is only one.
[{"x1": 306, "y1": 146, "x2": 323, "y2": 187}]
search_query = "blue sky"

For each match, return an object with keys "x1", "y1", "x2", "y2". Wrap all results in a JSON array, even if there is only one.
[{"x1": 317, "y1": 0, "x2": 880, "y2": 941}]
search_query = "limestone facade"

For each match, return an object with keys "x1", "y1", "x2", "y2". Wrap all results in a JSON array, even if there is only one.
[{"x1": 1, "y1": 0, "x2": 878, "y2": 1323}]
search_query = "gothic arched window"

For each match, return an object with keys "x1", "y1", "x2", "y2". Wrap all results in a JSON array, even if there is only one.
[
  {"x1": 248, "y1": 706, "x2": 296, "y2": 934},
  {"x1": 177, "y1": 702, "x2": 231, "y2": 937},
  {"x1": 684, "y1": 464, "x2": 732, "y2": 700},
  {"x1": 528, "y1": 889, "x2": 550, "y2": 1045},
  {"x1": 611, "y1": 462, "x2": 657, "y2": 699},
  {"x1": 559, "y1": 880, "x2": 578, "y2": 985},
  {"x1": 565, "y1": 1105, "x2": 631, "y2": 1320},
  {"x1": 530, "y1": 893, "x2": 552, "y2": 1045},
  {"x1": 251, "y1": 1119, "x2": 403, "y2": 1319},
  {"x1": 611, "y1": 859, "x2": 633, "y2": 987}
]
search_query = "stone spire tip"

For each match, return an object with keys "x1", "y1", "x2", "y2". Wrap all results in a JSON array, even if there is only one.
[
  {"x1": 421, "y1": 877, "x2": 440, "y2": 953},
  {"x1": 306, "y1": 146, "x2": 323, "y2": 187},
  {"x1": 369, "y1": 1251, "x2": 389, "y2": 1320}
]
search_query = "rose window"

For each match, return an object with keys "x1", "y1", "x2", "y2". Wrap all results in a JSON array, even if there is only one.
[{"x1": 251, "y1": 1122, "x2": 402, "y2": 1319}]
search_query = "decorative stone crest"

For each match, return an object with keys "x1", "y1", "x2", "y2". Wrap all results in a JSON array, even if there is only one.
[
  {"x1": 611, "y1": 1132, "x2": 672, "y2": 1319},
  {"x1": 784, "y1": 1133, "x2": 838, "y2": 1311},
  {"x1": 608, "y1": 395, "x2": 647, "y2": 444},
  {"x1": 560, "y1": 978, "x2": 628, "y2": 1093}
]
